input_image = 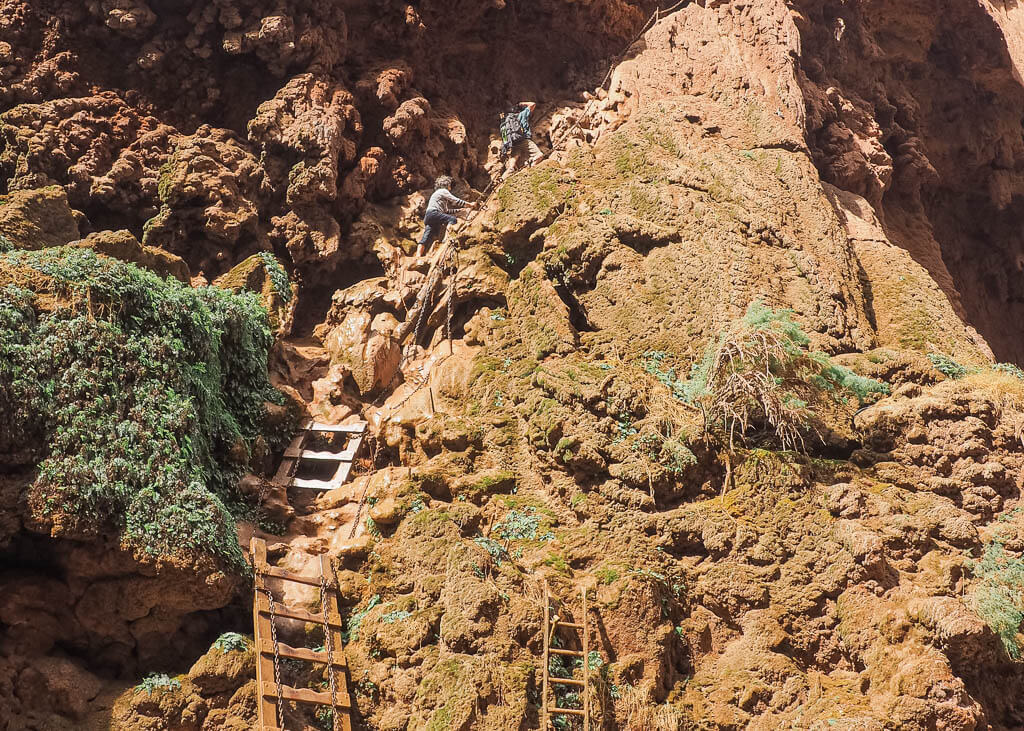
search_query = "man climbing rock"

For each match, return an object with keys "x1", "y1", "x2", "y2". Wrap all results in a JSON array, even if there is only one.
[
  {"x1": 501, "y1": 101, "x2": 544, "y2": 175},
  {"x1": 415, "y1": 175, "x2": 476, "y2": 258}
]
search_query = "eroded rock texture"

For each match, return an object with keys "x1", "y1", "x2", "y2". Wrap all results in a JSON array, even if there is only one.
[{"x1": 5, "y1": 0, "x2": 1024, "y2": 729}]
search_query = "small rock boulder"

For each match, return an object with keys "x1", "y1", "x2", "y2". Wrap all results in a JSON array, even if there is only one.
[
  {"x1": 0, "y1": 186, "x2": 80, "y2": 249},
  {"x1": 214, "y1": 253, "x2": 297, "y2": 336},
  {"x1": 69, "y1": 229, "x2": 190, "y2": 282}
]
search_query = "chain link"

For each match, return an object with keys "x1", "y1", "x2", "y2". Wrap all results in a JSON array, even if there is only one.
[
  {"x1": 259, "y1": 576, "x2": 285, "y2": 730},
  {"x1": 319, "y1": 572, "x2": 340, "y2": 730}
]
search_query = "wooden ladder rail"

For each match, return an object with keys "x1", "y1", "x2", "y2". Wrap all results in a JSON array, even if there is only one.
[
  {"x1": 541, "y1": 580, "x2": 590, "y2": 730},
  {"x1": 251, "y1": 537, "x2": 353, "y2": 731},
  {"x1": 273, "y1": 420, "x2": 367, "y2": 492}
]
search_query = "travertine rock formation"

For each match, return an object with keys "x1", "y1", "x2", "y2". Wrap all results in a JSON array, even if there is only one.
[{"x1": 4, "y1": 0, "x2": 1024, "y2": 729}]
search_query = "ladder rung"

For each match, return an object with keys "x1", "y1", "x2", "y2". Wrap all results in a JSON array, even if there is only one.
[
  {"x1": 289, "y1": 477, "x2": 342, "y2": 490},
  {"x1": 549, "y1": 677, "x2": 585, "y2": 687},
  {"x1": 260, "y1": 640, "x2": 347, "y2": 668},
  {"x1": 262, "y1": 682, "x2": 352, "y2": 707},
  {"x1": 255, "y1": 594, "x2": 342, "y2": 629},
  {"x1": 304, "y1": 421, "x2": 366, "y2": 434},
  {"x1": 284, "y1": 447, "x2": 356, "y2": 461},
  {"x1": 548, "y1": 707, "x2": 586, "y2": 716},
  {"x1": 555, "y1": 621, "x2": 583, "y2": 630},
  {"x1": 258, "y1": 565, "x2": 332, "y2": 588},
  {"x1": 549, "y1": 648, "x2": 584, "y2": 656}
]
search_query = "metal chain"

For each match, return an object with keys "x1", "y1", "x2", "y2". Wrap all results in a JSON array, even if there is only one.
[
  {"x1": 445, "y1": 253, "x2": 456, "y2": 343},
  {"x1": 259, "y1": 576, "x2": 285, "y2": 730},
  {"x1": 319, "y1": 572, "x2": 340, "y2": 729}
]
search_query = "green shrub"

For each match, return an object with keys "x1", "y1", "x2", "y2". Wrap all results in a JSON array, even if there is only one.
[
  {"x1": 642, "y1": 301, "x2": 888, "y2": 450},
  {"x1": 928, "y1": 353, "x2": 968, "y2": 379},
  {"x1": 136, "y1": 673, "x2": 181, "y2": 695},
  {"x1": 212, "y1": 632, "x2": 250, "y2": 653},
  {"x1": 0, "y1": 247, "x2": 291, "y2": 573},
  {"x1": 970, "y1": 540, "x2": 1024, "y2": 659},
  {"x1": 256, "y1": 251, "x2": 292, "y2": 303},
  {"x1": 344, "y1": 594, "x2": 382, "y2": 642},
  {"x1": 380, "y1": 610, "x2": 412, "y2": 624},
  {"x1": 994, "y1": 362, "x2": 1024, "y2": 380},
  {"x1": 494, "y1": 508, "x2": 553, "y2": 541}
]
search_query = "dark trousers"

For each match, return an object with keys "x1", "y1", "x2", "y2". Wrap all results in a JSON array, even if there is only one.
[{"x1": 419, "y1": 209, "x2": 459, "y2": 245}]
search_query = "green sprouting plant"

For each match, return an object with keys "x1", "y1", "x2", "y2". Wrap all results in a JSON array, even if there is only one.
[
  {"x1": 256, "y1": 251, "x2": 292, "y2": 303},
  {"x1": 136, "y1": 673, "x2": 181, "y2": 695},
  {"x1": 474, "y1": 536, "x2": 509, "y2": 564},
  {"x1": 634, "y1": 431, "x2": 696, "y2": 476},
  {"x1": 0, "y1": 247, "x2": 292, "y2": 572},
  {"x1": 491, "y1": 507, "x2": 548, "y2": 540},
  {"x1": 613, "y1": 411, "x2": 638, "y2": 444},
  {"x1": 994, "y1": 362, "x2": 1024, "y2": 380},
  {"x1": 315, "y1": 707, "x2": 334, "y2": 731},
  {"x1": 212, "y1": 632, "x2": 250, "y2": 654},
  {"x1": 0, "y1": 234, "x2": 13, "y2": 253},
  {"x1": 928, "y1": 353, "x2": 968, "y2": 379},
  {"x1": 587, "y1": 650, "x2": 603, "y2": 669},
  {"x1": 970, "y1": 540, "x2": 1024, "y2": 659},
  {"x1": 344, "y1": 594, "x2": 383, "y2": 642},
  {"x1": 380, "y1": 610, "x2": 412, "y2": 624},
  {"x1": 366, "y1": 516, "x2": 381, "y2": 537},
  {"x1": 642, "y1": 301, "x2": 888, "y2": 451}
]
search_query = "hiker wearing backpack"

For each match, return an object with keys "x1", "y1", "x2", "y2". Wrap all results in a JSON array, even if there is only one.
[
  {"x1": 500, "y1": 101, "x2": 543, "y2": 174},
  {"x1": 415, "y1": 175, "x2": 476, "y2": 258}
]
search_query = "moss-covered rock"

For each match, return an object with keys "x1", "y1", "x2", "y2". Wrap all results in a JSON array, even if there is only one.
[
  {"x1": 0, "y1": 186, "x2": 80, "y2": 251},
  {"x1": 68, "y1": 229, "x2": 191, "y2": 282},
  {"x1": 213, "y1": 252, "x2": 297, "y2": 337}
]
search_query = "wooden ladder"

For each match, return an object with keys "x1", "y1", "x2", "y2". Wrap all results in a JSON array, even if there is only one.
[
  {"x1": 541, "y1": 580, "x2": 591, "y2": 730},
  {"x1": 273, "y1": 420, "x2": 367, "y2": 491},
  {"x1": 251, "y1": 537, "x2": 353, "y2": 731}
]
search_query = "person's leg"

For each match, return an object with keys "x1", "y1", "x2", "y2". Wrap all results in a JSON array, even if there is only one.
[
  {"x1": 416, "y1": 221, "x2": 434, "y2": 258},
  {"x1": 525, "y1": 139, "x2": 543, "y2": 166}
]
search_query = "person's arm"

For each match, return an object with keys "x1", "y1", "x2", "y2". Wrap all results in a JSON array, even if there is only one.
[{"x1": 440, "y1": 189, "x2": 470, "y2": 209}]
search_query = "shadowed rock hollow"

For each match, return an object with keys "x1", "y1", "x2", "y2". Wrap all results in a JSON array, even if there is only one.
[{"x1": 3, "y1": 1, "x2": 1024, "y2": 729}]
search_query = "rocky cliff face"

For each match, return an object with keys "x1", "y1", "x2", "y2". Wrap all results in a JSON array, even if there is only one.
[{"x1": 3, "y1": 1, "x2": 1024, "y2": 729}]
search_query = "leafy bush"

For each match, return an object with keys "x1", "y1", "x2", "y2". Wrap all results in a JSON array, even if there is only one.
[
  {"x1": 344, "y1": 594, "x2": 383, "y2": 642},
  {"x1": 970, "y1": 540, "x2": 1024, "y2": 659},
  {"x1": 380, "y1": 609, "x2": 412, "y2": 624},
  {"x1": 136, "y1": 673, "x2": 181, "y2": 695},
  {"x1": 0, "y1": 247, "x2": 291, "y2": 572},
  {"x1": 994, "y1": 362, "x2": 1024, "y2": 380},
  {"x1": 643, "y1": 301, "x2": 888, "y2": 451},
  {"x1": 494, "y1": 507, "x2": 553, "y2": 541},
  {"x1": 212, "y1": 632, "x2": 250, "y2": 654},
  {"x1": 256, "y1": 251, "x2": 292, "y2": 303},
  {"x1": 928, "y1": 353, "x2": 968, "y2": 379}
]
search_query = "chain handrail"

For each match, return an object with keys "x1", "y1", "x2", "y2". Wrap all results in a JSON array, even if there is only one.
[
  {"x1": 259, "y1": 577, "x2": 285, "y2": 730},
  {"x1": 318, "y1": 572, "x2": 340, "y2": 730}
]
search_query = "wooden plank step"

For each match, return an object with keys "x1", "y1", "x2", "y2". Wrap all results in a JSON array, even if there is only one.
[
  {"x1": 284, "y1": 447, "x2": 357, "y2": 461},
  {"x1": 548, "y1": 707, "x2": 586, "y2": 716},
  {"x1": 259, "y1": 565, "x2": 333, "y2": 589},
  {"x1": 255, "y1": 594, "x2": 342, "y2": 629},
  {"x1": 549, "y1": 648, "x2": 584, "y2": 657},
  {"x1": 305, "y1": 421, "x2": 366, "y2": 434},
  {"x1": 554, "y1": 621, "x2": 583, "y2": 630},
  {"x1": 549, "y1": 677, "x2": 585, "y2": 687},
  {"x1": 260, "y1": 640, "x2": 347, "y2": 668},
  {"x1": 288, "y1": 477, "x2": 342, "y2": 491},
  {"x1": 261, "y1": 682, "x2": 352, "y2": 708}
]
